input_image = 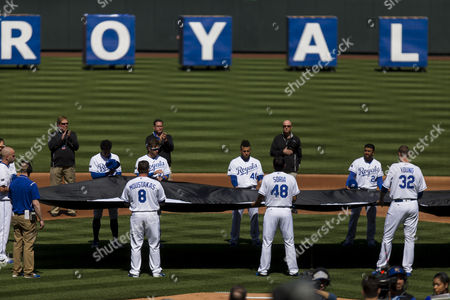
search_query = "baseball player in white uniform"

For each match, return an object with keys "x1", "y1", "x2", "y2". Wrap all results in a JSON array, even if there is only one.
[
  {"x1": 343, "y1": 144, "x2": 383, "y2": 247},
  {"x1": 89, "y1": 140, "x2": 122, "y2": 248},
  {"x1": 375, "y1": 145, "x2": 427, "y2": 276},
  {"x1": 228, "y1": 140, "x2": 264, "y2": 247},
  {"x1": 0, "y1": 146, "x2": 16, "y2": 264},
  {"x1": 253, "y1": 157, "x2": 300, "y2": 276},
  {"x1": 121, "y1": 160, "x2": 166, "y2": 278},
  {"x1": 134, "y1": 139, "x2": 170, "y2": 181}
]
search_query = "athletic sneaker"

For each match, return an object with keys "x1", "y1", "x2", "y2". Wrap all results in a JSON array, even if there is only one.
[
  {"x1": 91, "y1": 241, "x2": 99, "y2": 248},
  {"x1": 12, "y1": 272, "x2": 23, "y2": 278},
  {"x1": 153, "y1": 272, "x2": 165, "y2": 278},
  {"x1": 289, "y1": 272, "x2": 299, "y2": 277},
  {"x1": 24, "y1": 273, "x2": 40, "y2": 279},
  {"x1": 406, "y1": 272, "x2": 412, "y2": 277},
  {"x1": 256, "y1": 271, "x2": 268, "y2": 277},
  {"x1": 128, "y1": 273, "x2": 139, "y2": 278}
]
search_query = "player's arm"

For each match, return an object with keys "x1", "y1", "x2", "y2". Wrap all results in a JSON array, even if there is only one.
[
  {"x1": 252, "y1": 194, "x2": 265, "y2": 207},
  {"x1": 229, "y1": 175, "x2": 238, "y2": 188},
  {"x1": 376, "y1": 176, "x2": 383, "y2": 190},
  {"x1": 345, "y1": 171, "x2": 357, "y2": 189}
]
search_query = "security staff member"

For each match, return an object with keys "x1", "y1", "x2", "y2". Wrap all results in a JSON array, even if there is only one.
[{"x1": 9, "y1": 161, "x2": 44, "y2": 278}]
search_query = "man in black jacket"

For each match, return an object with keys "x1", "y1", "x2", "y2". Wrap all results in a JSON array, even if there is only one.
[
  {"x1": 270, "y1": 120, "x2": 302, "y2": 177},
  {"x1": 145, "y1": 119, "x2": 174, "y2": 173},
  {"x1": 48, "y1": 116, "x2": 79, "y2": 216}
]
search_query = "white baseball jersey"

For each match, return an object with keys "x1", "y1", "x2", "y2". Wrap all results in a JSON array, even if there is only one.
[
  {"x1": 227, "y1": 156, "x2": 264, "y2": 188},
  {"x1": 348, "y1": 157, "x2": 383, "y2": 190},
  {"x1": 89, "y1": 153, "x2": 122, "y2": 175},
  {"x1": 121, "y1": 176, "x2": 166, "y2": 212},
  {"x1": 259, "y1": 172, "x2": 300, "y2": 207},
  {"x1": 134, "y1": 155, "x2": 170, "y2": 178},
  {"x1": 0, "y1": 162, "x2": 16, "y2": 200},
  {"x1": 383, "y1": 162, "x2": 427, "y2": 199}
]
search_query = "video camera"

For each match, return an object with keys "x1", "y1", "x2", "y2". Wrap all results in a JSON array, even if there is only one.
[{"x1": 372, "y1": 266, "x2": 407, "y2": 300}]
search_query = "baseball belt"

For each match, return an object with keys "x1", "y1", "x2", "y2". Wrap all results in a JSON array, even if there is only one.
[{"x1": 393, "y1": 199, "x2": 417, "y2": 202}]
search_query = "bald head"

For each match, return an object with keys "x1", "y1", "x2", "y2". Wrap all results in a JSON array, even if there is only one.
[{"x1": 1, "y1": 147, "x2": 15, "y2": 164}]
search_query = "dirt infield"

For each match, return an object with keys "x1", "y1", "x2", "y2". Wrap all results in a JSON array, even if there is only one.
[{"x1": 31, "y1": 173, "x2": 450, "y2": 224}]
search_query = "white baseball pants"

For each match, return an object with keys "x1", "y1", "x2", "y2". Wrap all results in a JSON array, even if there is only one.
[
  {"x1": 230, "y1": 207, "x2": 260, "y2": 244},
  {"x1": 376, "y1": 200, "x2": 419, "y2": 273},
  {"x1": 0, "y1": 200, "x2": 12, "y2": 261},
  {"x1": 258, "y1": 207, "x2": 298, "y2": 275},
  {"x1": 345, "y1": 205, "x2": 376, "y2": 243},
  {"x1": 129, "y1": 211, "x2": 162, "y2": 276}
]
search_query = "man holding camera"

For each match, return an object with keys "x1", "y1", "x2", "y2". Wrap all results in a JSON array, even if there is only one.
[
  {"x1": 48, "y1": 116, "x2": 79, "y2": 216},
  {"x1": 270, "y1": 120, "x2": 302, "y2": 178}
]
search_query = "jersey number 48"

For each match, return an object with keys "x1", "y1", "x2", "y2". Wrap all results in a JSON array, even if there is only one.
[{"x1": 270, "y1": 184, "x2": 288, "y2": 198}]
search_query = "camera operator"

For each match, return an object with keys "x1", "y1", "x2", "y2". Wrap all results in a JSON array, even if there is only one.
[
  {"x1": 376, "y1": 266, "x2": 415, "y2": 300},
  {"x1": 312, "y1": 268, "x2": 337, "y2": 300},
  {"x1": 362, "y1": 275, "x2": 381, "y2": 300}
]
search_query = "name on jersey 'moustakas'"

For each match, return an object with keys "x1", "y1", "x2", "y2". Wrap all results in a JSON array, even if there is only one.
[{"x1": 129, "y1": 181, "x2": 157, "y2": 190}]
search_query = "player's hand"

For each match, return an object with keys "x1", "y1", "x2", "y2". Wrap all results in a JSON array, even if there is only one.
[
  {"x1": 39, "y1": 220, "x2": 45, "y2": 230},
  {"x1": 61, "y1": 130, "x2": 67, "y2": 139},
  {"x1": 157, "y1": 177, "x2": 163, "y2": 182},
  {"x1": 251, "y1": 201, "x2": 256, "y2": 207},
  {"x1": 67, "y1": 130, "x2": 71, "y2": 137},
  {"x1": 283, "y1": 148, "x2": 293, "y2": 155},
  {"x1": 160, "y1": 132, "x2": 167, "y2": 141},
  {"x1": 154, "y1": 170, "x2": 163, "y2": 174}
]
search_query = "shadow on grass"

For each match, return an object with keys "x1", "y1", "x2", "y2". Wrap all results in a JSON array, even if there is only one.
[{"x1": 35, "y1": 240, "x2": 450, "y2": 271}]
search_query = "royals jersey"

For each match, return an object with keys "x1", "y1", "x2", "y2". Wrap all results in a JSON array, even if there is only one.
[
  {"x1": 383, "y1": 162, "x2": 427, "y2": 200},
  {"x1": 121, "y1": 176, "x2": 166, "y2": 212},
  {"x1": 0, "y1": 162, "x2": 16, "y2": 200},
  {"x1": 258, "y1": 172, "x2": 300, "y2": 207},
  {"x1": 349, "y1": 157, "x2": 383, "y2": 190},
  {"x1": 89, "y1": 153, "x2": 122, "y2": 175},
  {"x1": 134, "y1": 155, "x2": 171, "y2": 178},
  {"x1": 227, "y1": 156, "x2": 264, "y2": 188}
]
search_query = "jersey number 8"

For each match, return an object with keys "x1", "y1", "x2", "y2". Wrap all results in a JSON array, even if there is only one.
[
  {"x1": 270, "y1": 184, "x2": 288, "y2": 198},
  {"x1": 138, "y1": 189, "x2": 147, "y2": 203},
  {"x1": 399, "y1": 175, "x2": 415, "y2": 189}
]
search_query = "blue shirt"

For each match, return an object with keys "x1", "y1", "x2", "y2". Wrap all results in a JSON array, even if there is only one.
[{"x1": 9, "y1": 175, "x2": 40, "y2": 214}]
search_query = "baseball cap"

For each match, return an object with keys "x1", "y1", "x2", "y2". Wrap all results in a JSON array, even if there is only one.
[{"x1": 312, "y1": 268, "x2": 330, "y2": 282}]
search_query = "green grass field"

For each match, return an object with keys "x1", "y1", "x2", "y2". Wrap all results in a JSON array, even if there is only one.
[
  {"x1": 0, "y1": 213, "x2": 448, "y2": 299},
  {"x1": 0, "y1": 56, "x2": 449, "y2": 175}
]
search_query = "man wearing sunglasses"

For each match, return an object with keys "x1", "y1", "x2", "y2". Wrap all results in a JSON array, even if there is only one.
[
  {"x1": 134, "y1": 139, "x2": 170, "y2": 181},
  {"x1": 270, "y1": 120, "x2": 302, "y2": 178},
  {"x1": 48, "y1": 116, "x2": 79, "y2": 216}
]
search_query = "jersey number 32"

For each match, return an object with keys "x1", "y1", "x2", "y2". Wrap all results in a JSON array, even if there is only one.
[{"x1": 399, "y1": 175, "x2": 415, "y2": 189}]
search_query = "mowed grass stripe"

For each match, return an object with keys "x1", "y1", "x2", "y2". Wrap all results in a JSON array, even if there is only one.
[{"x1": 1, "y1": 56, "x2": 449, "y2": 174}]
